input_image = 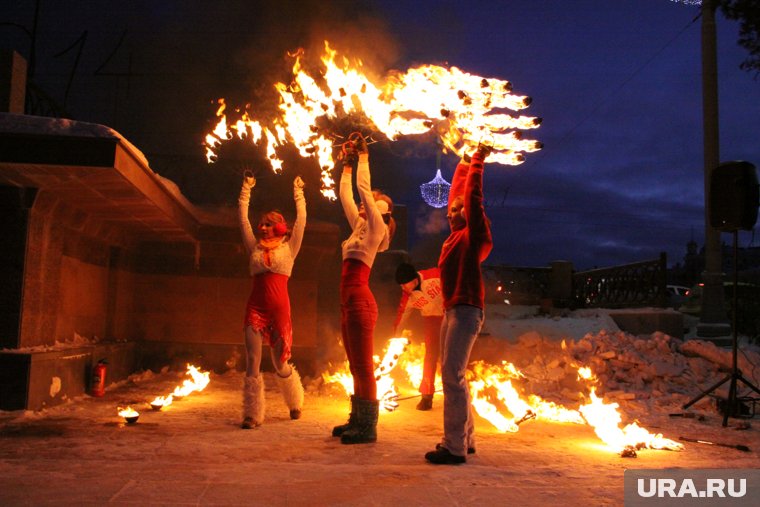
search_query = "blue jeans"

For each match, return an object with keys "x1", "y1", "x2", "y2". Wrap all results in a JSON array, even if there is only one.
[{"x1": 440, "y1": 305, "x2": 483, "y2": 456}]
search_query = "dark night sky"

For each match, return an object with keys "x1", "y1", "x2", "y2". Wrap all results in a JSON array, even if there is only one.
[{"x1": 3, "y1": 0, "x2": 759, "y2": 270}]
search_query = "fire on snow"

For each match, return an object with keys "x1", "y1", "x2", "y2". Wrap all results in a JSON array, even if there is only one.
[
  {"x1": 204, "y1": 41, "x2": 542, "y2": 199},
  {"x1": 322, "y1": 340, "x2": 683, "y2": 455},
  {"x1": 151, "y1": 364, "x2": 211, "y2": 409}
]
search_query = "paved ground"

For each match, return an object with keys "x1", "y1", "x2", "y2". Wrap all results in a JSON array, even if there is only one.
[{"x1": 1, "y1": 369, "x2": 758, "y2": 506}]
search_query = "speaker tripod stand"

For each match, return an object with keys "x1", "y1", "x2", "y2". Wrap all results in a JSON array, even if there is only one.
[{"x1": 683, "y1": 230, "x2": 760, "y2": 426}]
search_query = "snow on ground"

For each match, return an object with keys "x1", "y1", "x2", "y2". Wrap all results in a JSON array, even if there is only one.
[{"x1": 1, "y1": 308, "x2": 759, "y2": 506}]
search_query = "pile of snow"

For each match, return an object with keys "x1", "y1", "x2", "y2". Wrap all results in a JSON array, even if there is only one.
[
  {"x1": 482, "y1": 304, "x2": 620, "y2": 341},
  {"x1": 474, "y1": 321, "x2": 760, "y2": 420},
  {"x1": 1, "y1": 332, "x2": 101, "y2": 353}
]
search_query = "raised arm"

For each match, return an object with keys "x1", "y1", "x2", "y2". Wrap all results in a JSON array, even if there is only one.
[
  {"x1": 464, "y1": 148, "x2": 492, "y2": 247},
  {"x1": 288, "y1": 176, "x2": 307, "y2": 257},
  {"x1": 355, "y1": 154, "x2": 384, "y2": 231},
  {"x1": 448, "y1": 154, "x2": 471, "y2": 209},
  {"x1": 339, "y1": 162, "x2": 360, "y2": 228},
  {"x1": 352, "y1": 135, "x2": 385, "y2": 232},
  {"x1": 238, "y1": 173, "x2": 257, "y2": 253}
]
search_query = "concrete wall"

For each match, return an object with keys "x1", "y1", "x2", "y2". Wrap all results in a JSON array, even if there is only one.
[
  {"x1": 19, "y1": 191, "x2": 124, "y2": 348},
  {"x1": 0, "y1": 182, "x2": 343, "y2": 409}
]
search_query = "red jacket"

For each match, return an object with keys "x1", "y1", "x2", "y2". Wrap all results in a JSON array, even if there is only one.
[
  {"x1": 392, "y1": 267, "x2": 444, "y2": 333},
  {"x1": 438, "y1": 151, "x2": 493, "y2": 310}
]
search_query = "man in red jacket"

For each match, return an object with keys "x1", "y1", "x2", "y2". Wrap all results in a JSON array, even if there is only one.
[
  {"x1": 425, "y1": 144, "x2": 493, "y2": 465},
  {"x1": 393, "y1": 263, "x2": 444, "y2": 410}
]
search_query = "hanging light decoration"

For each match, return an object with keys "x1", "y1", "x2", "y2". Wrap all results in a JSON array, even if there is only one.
[
  {"x1": 420, "y1": 169, "x2": 451, "y2": 208},
  {"x1": 420, "y1": 142, "x2": 451, "y2": 208}
]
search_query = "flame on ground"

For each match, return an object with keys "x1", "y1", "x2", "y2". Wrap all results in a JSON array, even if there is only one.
[
  {"x1": 205, "y1": 41, "x2": 542, "y2": 199},
  {"x1": 322, "y1": 337, "x2": 412, "y2": 412},
  {"x1": 322, "y1": 341, "x2": 682, "y2": 453},
  {"x1": 469, "y1": 361, "x2": 585, "y2": 432},
  {"x1": 166, "y1": 364, "x2": 210, "y2": 399},
  {"x1": 398, "y1": 340, "x2": 442, "y2": 393},
  {"x1": 118, "y1": 406, "x2": 139, "y2": 418},
  {"x1": 579, "y1": 388, "x2": 684, "y2": 452},
  {"x1": 150, "y1": 395, "x2": 173, "y2": 408}
]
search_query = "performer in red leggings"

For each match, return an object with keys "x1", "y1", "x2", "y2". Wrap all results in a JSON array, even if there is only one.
[{"x1": 332, "y1": 132, "x2": 395, "y2": 445}]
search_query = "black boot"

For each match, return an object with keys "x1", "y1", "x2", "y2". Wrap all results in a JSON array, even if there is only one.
[
  {"x1": 340, "y1": 397, "x2": 378, "y2": 445},
  {"x1": 332, "y1": 395, "x2": 357, "y2": 437},
  {"x1": 416, "y1": 394, "x2": 433, "y2": 411}
]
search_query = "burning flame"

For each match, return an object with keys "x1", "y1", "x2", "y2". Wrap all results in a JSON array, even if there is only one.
[
  {"x1": 579, "y1": 388, "x2": 684, "y2": 452},
  {"x1": 321, "y1": 336, "x2": 680, "y2": 455},
  {"x1": 469, "y1": 361, "x2": 585, "y2": 433},
  {"x1": 150, "y1": 395, "x2": 173, "y2": 408},
  {"x1": 118, "y1": 406, "x2": 139, "y2": 418},
  {"x1": 398, "y1": 341, "x2": 442, "y2": 392},
  {"x1": 322, "y1": 337, "x2": 410, "y2": 412},
  {"x1": 205, "y1": 41, "x2": 542, "y2": 199},
  {"x1": 468, "y1": 361, "x2": 683, "y2": 454},
  {"x1": 171, "y1": 364, "x2": 210, "y2": 398}
]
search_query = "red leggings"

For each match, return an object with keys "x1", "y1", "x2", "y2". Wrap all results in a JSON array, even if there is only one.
[
  {"x1": 420, "y1": 315, "x2": 443, "y2": 395},
  {"x1": 340, "y1": 259, "x2": 378, "y2": 400}
]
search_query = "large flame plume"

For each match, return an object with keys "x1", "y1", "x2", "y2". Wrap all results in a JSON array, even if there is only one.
[
  {"x1": 322, "y1": 340, "x2": 682, "y2": 454},
  {"x1": 468, "y1": 360, "x2": 683, "y2": 453},
  {"x1": 205, "y1": 41, "x2": 542, "y2": 199}
]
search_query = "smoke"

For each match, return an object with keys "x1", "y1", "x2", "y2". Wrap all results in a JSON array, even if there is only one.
[
  {"x1": 230, "y1": 0, "x2": 401, "y2": 100},
  {"x1": 415, "y1": 206, "x2": 448, "y2": 235}
]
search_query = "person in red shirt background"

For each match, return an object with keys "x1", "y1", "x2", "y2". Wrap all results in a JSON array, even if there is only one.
[
  {"x1": 425, "y1": 144, "x2": 493, "y2": 465},
  {"x1": 393, "y1": 263, "x2": 444, "y2": 411}
]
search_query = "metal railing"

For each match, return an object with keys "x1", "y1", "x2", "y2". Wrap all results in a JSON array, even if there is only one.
[
  {"x1": 484, "y1": 253, "x2": 668, "y2": 309},
  {"x1": 572, "y1": 253, "x2": 667, "y2": 309}
]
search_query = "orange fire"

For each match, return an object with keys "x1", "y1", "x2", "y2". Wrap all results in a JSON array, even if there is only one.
[
  {"x1": 469, "y1": 361, "x2": 585, "y2": 433},
  {"x1": 205, "y1": 41, "x2": 542, "y2": 199},
  {"x1": 468, "y1": 360, "x2": 683, "y2": 453},
  {"x1": 322, "y1": 337, "x2": 411, "y2": 411},
  {"x1": 169, "y1": 364, "x2": 211, "y2": 398},
  {"x1": 579, "y1": 388, "x2": 683, "y2": 452},
  {"x1": 323, "y1": 346, "x2": 683, "y2": 453},
  {"x1": 149, "y1": 395, "x2": 173, "y2": 409},
  {"x1": 117, "y1": 406, "x2": 139, "y2": 418},
  {"x1": 398, "y1": 340, "x2": 442, "y2": 393}
]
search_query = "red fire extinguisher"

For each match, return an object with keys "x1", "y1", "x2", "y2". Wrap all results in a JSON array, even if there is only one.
[{"x1": 90, "y1": 359, "x2": 108, "y2": 397}]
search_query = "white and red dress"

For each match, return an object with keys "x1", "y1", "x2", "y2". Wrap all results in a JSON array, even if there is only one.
[{"x1": 238, "y1": 184, "x2": 306, "y2": 363}]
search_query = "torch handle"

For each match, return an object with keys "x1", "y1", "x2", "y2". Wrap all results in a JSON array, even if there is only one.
[{"x1": 679, "y1": 436, "x2": 750, "y2": 452}]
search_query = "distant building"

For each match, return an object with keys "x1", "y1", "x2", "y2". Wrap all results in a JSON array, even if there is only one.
[{"x1": 669, "y1": 238, "x2": 760, "y2": 287}]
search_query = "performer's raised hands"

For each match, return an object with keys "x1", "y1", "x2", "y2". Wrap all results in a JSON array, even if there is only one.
[
  {"x1": 243, "y1": 170, "x2": 256, "y2": 190},
  {"x1": 349, "y1": 131, "x2": 368, "y2": 155},
  {"x1": 476, "y1": 142, "x2": 493, "y2": 159},
  {"x1": 340, "y1": 140, "x2": 358, "y2": 166}
]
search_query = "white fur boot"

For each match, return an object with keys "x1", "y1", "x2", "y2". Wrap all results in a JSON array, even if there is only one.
[
  {"x1": 276, "y1": 366, "x2": 304, "y2": 420},
  {"x1": 242, "y1": 375, "x2": 265, "y2": 429}
]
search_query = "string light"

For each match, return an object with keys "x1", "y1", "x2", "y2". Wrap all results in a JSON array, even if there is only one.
[{"x1": 420, "y1": 169, "x2": 451, "y2": 208}]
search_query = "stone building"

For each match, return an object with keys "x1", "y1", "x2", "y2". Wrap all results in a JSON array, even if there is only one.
[{"x1": 0, "y1": 51, "x2": 410, "y2": 410}]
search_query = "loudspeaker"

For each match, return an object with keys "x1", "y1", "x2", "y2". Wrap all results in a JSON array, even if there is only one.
[{"x1": 709, "y1": 161, "x2": 759, "y2": 231}]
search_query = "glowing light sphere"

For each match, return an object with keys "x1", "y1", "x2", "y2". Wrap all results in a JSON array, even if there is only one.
[{"x1": 420, "y1": 169, "x2": 451, "y2": 208}]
